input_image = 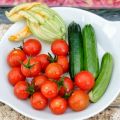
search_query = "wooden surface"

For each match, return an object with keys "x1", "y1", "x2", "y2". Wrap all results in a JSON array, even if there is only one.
[{"x1": 0, "y1": 7, "x2": 120, "y2": 119}]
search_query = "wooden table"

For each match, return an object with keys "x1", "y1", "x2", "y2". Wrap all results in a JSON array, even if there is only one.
[{"x1": 0, "y1": 7, "x2": 120, "y2": 120}]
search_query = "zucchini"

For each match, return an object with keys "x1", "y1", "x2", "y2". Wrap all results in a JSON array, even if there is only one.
[
  {"x1": 68, "y1": 22, "x2": 83, "y2": 80},
  {"x1": 82, "y1": 24, "x2": 99, "y2": 78},
  {"x1": 89, "y1": 53, "x2": 113, "y2": 103}
]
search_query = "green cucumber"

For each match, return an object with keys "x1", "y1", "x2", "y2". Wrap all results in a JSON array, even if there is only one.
[
  {"x1": 82, "y1": 24, "x2": 99, "y2": 78},
  {"x1": 68, "y1": 22, "x2": 83, "y2": 80},
  {"x1": 89, "y1": 53, "x2": 113, "y2": 103}
]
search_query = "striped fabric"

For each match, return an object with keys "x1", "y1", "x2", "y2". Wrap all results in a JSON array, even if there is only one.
[{"x1": 0, "y1": 0, "x2": 120, "y2": 8}]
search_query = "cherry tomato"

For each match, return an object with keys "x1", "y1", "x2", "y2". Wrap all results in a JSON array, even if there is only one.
[
  {"x1": 21, "y1": 58, "x2": 41, "y2": 77},
  {"x1": 8, "y1": 67, "x2": 25, "y2": 86},
  {"x1": 57, "y1": 56, "x2": 69, "y2": 73},
  {"x1": 59, "y1": 77, "x2": 73, "y2": 96},
  {"x1": 75, "y1": 71, "x2": 95, "y2": 91},
  {"x1": 51, "y1": 40, "x2": 69, "y2": 56},
  {"x1": 14, "y1": 81, "x2": 29, "y2": 100},
  {"x1": 30, "y1": 92, "x2": 48, "y2": 110},
  {"x1": 59, "y1": 87, "x2": 65, "y2": 97},
  {"x1": 49, "y1": 96, "x2": 67, "y2": 114},
  {"x1": 45, "y1": 63, "x2": 63, "y2": 79},
  {"x1": 41, "y1": 80, "x2": 58, "y2": 99},
  {"x1": 7, "y1": 49, "x2": 26, "y2": 67},
  {"x1": 35, "y1": 54, "x2": 50, "y2": 72},
  {"x1": 32, "y1": 75, "x2": 48, "y2": 91},
  {"x1": 68, "y1": 90, "x2": 89, "y2": 111},
  {"x1": 48, "y1": 54, "x2": 68, "y2": 73},
  {"x1": 23, "y1": 39, "x2": 42, "y2": 56}
]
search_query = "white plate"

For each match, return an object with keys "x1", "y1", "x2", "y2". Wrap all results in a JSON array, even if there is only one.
[{"x1": 0, "y1": 7, "x2": 120, "y2": 120}]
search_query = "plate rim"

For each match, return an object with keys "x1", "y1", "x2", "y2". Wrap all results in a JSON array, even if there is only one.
[{"x1": 0, "y1": 7, "x2": 120, "y2": 120}]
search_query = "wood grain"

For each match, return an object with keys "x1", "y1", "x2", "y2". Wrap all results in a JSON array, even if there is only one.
[{"x1": 0, "y1": 24, "x2": 120, "y2": 120}]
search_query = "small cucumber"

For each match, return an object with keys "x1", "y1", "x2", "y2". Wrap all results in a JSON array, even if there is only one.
[
  {"x1": 68, "y1": 22, "x2": 83, "y2": 80},
  {"x1": 82, "y1": 24, "x2": 99, "y2": 78},
  {"x1": 89, "y1": 53, "x2": 113, "y2": 103}
]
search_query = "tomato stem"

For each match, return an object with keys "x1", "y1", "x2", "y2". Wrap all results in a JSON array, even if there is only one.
[
  {"x1": 48, "y1": 52, "x2": 58, "y2": 63},
  {"x1": 27, "y1": 83, "x2": 35, "y2": 95},
  {"x1": 63, "y1": 90, "x2": 73, "y2": 99},
  {"x1": 57, "y1": 77, "x2": 65, "y2": 90},
  {"x1": 17, "y1": 45, "x2": 23, "y2": 50},
  {"x1": 21, "y1": 57, "x2": 36, "y2": 69}
]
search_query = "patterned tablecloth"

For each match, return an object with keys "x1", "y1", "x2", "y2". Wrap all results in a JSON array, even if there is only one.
[
  {"x1": 0, "y1": 0, "x2": 120, "y2": 8},
  {"x1": 0, "y1": 6, "x2": 120, "y2": 120}
]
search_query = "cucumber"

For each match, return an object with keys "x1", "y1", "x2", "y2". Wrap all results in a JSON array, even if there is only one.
[
  {"x1": 68, "y1": 22, "x2": 83, "y2": 80},
  {"x1": 89, "y1": 53, "x2": 113, "y2": 103},
  {"x1": 82, "y1": 24, "x2": 99, "y2": 78}
]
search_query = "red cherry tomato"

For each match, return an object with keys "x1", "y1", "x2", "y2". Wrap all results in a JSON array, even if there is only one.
[
  {"x1": 51, "y1": 40, "x2": 69, "y2": 56},
  {"x1": 41, "y1": 80, "x2": 58, "y2": 99},
  {"x1": 49, "y1": 96, "x2": 67, "y2": 114},
  {"x1": 75, "y1": 71, "x2": 95, "y2": 91},
  {"x1": 45, "y1": 63, "x2": 63, "y2": 79},
  {"x1": 7, "y1": 49, "x2": 26, "y2": 67},
  {"x1": 8, "y1": 67, "x2": 25, "y2": 86},
  {"x1": 59, "y1": 77, "x2": 73, "y2": 96},
  {"x1": 21, "y1": 58, "x2": 41, "y2": 77},
  {"x1": 32, "y1": 75, "x2": 48, "y2": 91},
  {"x1": 14, "y1": 81, "x2": 29, "y2": 100},
  {"x1": 64, "y1": 77, "x2": 73, "y2": 92},
  {"x1": 57, "y1": 56, "x2": 69, "y2": 73},
  {"x1": 59, "y1": 87, "x2": 65, "y2": 97},
  {"x1": 23, "y1": 39, "x2": 41, "y2": 56},
  {"x1": 30, "y1": 92, "x2": 48, "y2": 110},
  {"x1": 35, "y1": 54, "x2": 50, "y2": 72},
  {"x1": 68, "y1": 90, "x2": 89, "y2": 111}
]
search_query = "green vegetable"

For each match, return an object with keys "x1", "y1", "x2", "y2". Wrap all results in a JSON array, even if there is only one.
[
  {"x1": 27, "y1": 5, "x2": 66, "y2": 42},
  {"x1": 82, "y1": 24, "x2": 99, "y2": 78},
  {"x1": 68, "y1": 22, "x2": 84, "y2": 80},
  {"x1": 27, "y1": 20, "x2": 63, "y2": 42},
  {"x1": 5, "y1": 3, "x2": 66, "y2": 42},
  {"x1": 19, "y1": 10, "x2": 39, "y2": 24},
  {"x1": 89, "y1": 53, "x2": 113, "y2": 103}
]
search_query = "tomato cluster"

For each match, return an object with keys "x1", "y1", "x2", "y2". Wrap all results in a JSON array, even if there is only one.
[{"x1": 7, "y1": 38, "x2": 95, "y2": 115}]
